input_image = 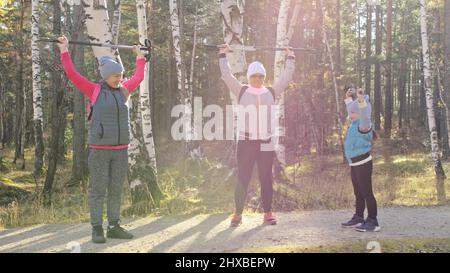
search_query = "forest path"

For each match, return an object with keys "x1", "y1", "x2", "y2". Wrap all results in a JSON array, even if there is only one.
[{"x1": 1, "y1": 206, "x2": 450, "y2": 253}]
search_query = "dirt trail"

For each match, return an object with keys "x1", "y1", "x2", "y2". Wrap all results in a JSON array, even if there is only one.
[{"x1": 1, "y1": 206, "x2": 449, "y2": 253}]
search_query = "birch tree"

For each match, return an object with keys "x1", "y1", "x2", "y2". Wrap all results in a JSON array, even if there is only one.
[
  {"x1": 189, "y1": 2, "x2": 198, "y2": 96},
  {"x1": 272, "y1": 0, "x2": 290, "y2": 174},
  {"x1": 169, "y1": 0, "x2": 192, "y2": 147},
  {"x1": 221, "y1": 0, "x2": 247, "y2": 101},
  {"x1": 220, "y1": 0, "x2": 246, "y2": 170},
  {"x1": 419, "y1": 0, "x2": 446, "y2": 202},
  {"x1": 84, "y1": 0, "x2": 116, "y2": 58},
  {"x1": 110, "y1": 0, "x2": 121, "y2": 44},
  {"x1": 109, "y1": 0, "x2": 123, "y2": 65},
  {"x1": 31, "y1": 0, "x2": 44, "y2": 176},
  {"x1": 128, "y1": 0, "x2": 162, "y2": 206},
  {"x1": 273, "y1": 0, "x2": 301, "y2": 174}
]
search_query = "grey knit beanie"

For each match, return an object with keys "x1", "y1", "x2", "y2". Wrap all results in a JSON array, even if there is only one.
[{"x1": 99, "y1": 56, "x2": 124, "y2": 80}]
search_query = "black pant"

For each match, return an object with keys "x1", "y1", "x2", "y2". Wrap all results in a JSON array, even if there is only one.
[
  {"x1": 351, "y1": 160, "x2": 377, "y2": 219},
  {"x1": 235, "y1": 140, "x2": 275, "y2": 214}
]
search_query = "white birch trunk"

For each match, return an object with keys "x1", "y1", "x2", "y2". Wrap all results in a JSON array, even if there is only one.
[
  {"x1": 169, "y1": 0, "x2": 192, "y2": 144},
  {"x1": 221, "y1": 0, "x2": 247, "y2": 103},
  {"x1": 31, "y1": 0, "x2": 43, "y2": 124},
  {"x1": 127, "y1": 0, "x2": 162, "y2": 205},
  {"x1": 419, "y1": 0, "x2": 446, "y2": 202},
  {"x1": 110, "y1": 0, "x2": 123, "y2": 66},
  {"x1": 220, "y1": 0, "x2": 246, "y2": 171},
  {"x1": 189, "y1": 3, "x2": 198, "y2": 95},
  {"x1": 110, "y1": 0, "x2": 121, "y2": 44},
  {"x1": 84, "y1": 0, "x2": 116, "y2": 58},
  {"x1": 31, "y1": 0, "x2": 45, "y2": 175},
  {"x1": 273, "y1": 0, "x2": 291, "y2": 171},
  {"x1": 136, "y1": 0, "x2": 157, "y2": 172}
]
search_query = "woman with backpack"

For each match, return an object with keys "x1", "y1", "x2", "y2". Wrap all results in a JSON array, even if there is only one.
[
  {"x1": 57, "y1": 35, "x2": 146, "y2": 243},
  {"x1": 218, "y1": 44, "x2": 296, "y2": 227},
  {"x1": 341, "y1": 88, "x2": 380, "y2": 232}
]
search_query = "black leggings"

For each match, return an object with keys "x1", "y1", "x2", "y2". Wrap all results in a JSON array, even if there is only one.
[
  {"x1": 235, "y1": 140, "x2": 275, "y2": 214},
  {"x1": 351, "y1": 160, "x2": 377, "y2": 219}
]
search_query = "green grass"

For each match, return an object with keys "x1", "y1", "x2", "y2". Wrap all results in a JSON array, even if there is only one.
[
  {"x1": 1, "y1": 138, "x2": 450, "y2": 229},
  {"x1": 243, "y1": 238, "x2": 450, "y2": 253}
]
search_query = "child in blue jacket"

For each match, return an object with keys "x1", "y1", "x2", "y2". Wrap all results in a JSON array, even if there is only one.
[{"x1": 341, "y1": 88, "x2": 380, "y2": 232}]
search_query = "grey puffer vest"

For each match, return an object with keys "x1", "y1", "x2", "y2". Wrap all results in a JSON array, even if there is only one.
[{"x1": 89, "y1": 82, "x2": 130, "y2": 146}]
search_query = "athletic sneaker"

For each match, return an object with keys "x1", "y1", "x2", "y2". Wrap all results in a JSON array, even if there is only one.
[
  {"x1": 341, "y1": 214, "x2": 365, "y2": 228},
  {"x1": 107, "y1": 224, "x2": 134, "y2": 239},
  {"x1": 92, "y1": 225, "x2": 106, "y2": 244},
  {"x1": 263, "y1": 212, "x2": 277, "y2": 225},
  {"x1": 230, "y1": 213, "x2": 242, "y2": 227},
  {"x1": 356, "y1": 217, "x2": 381, "y2": 232}
]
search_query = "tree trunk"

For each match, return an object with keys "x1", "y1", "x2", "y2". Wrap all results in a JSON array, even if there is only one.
[
  {"x1": 419, "y1": 0, "x2": 446, "y2": 203},
  {"x1": 129, "y1": 0, "x2": 162, "y2": 206},
  {"x1": 356, "y1": 0, "x2": 363, "y2": 87},
  {"x1": 31, "y1": 0, "x2": 45, "y2": 176},
  {"x1": 374, "y1": 3, "x2": 382, "y2": 131},
  {"x1": 169, "y1": 0, "x2": 191, "y2": 149},
  {"x1": 14, "y1": 0, "x2": 25, "y2": 170},
  {"x1": 189, "y1": 3, "x2": 198, "y2": 97},
  {"x1": 384, "y1": 0, "x2": 393, "y2": 137},
  {"x1": 318, "y1": 0, "x2": 345, "y2": 163},
  {"x1": 365, "y1": 3, "x2": 372, "y2": 97},
  {"x1": 445, "y1": 0, "x2": 450, "y2": 142},
  {"x1": 110, "y1": 0, "x2": 121, "y2": 44},
  {"x1": 273, "y1": 0, "x2": 291, "y2": 174},
  {"x1": 221, "y1": 0, "x2": 247, "y2": 91},
  {"x1": 443, "y1": 0, "x2": 450, "y2": 157},
  {"x1": 0, "y1": 79, "x2": 3, "y2": 149},
  {"x1": 336, "y1": 0, "x2": 341, "y2": 74},
  {"x1": 220, "y1": 0, "x2": 246, "y2": 169},
  {"x1": 398, "y1": 43, "x2": 408, "y2": 130},
  {"x1": 84, "y1": 0, "x2": 117, "y2": 59},
  {"x1": 43, "y1": 0, "x2": 66, "y2": 205},
  {"x1": 69, "y1": 2, "x2": 89, "y2": 186}
]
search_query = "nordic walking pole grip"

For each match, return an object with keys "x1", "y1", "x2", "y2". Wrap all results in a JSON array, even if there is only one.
[{"x1": 57, "y1": 35, "x2": 69, "y2": 53}]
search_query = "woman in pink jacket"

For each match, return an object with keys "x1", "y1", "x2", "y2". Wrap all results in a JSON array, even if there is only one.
[{"x1": 57, "y1": 35, "x2": 146, "y2": 244}]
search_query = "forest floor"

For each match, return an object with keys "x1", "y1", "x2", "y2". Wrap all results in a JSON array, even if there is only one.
[
  {"x1": 1, "y1": 205, "x2": 450, "y2": 253},
  {"x1": 2, "y1": 135, "x2": 450, "y2": 252}
]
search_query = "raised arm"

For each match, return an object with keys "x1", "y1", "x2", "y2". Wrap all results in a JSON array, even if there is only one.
[
  {"x1": 344, "y1": 90, "x2": 372, "y2": 132},
  {"x1": 272, "y1": 50, "x2": 296, "y2": 97},
  {"x1": 358, "y1": 94, "x2": 372, "y2": 132},
  {"x1": 122, "y1": 56, "x2": 147, "y2": 93},
  {"x1": 344, "y1": 89, "x2": 356, "y2": 118},
  {"x1": 218, "y1": 45, "x2": 244, "y2": 97},
  {"x1": 58, "y1": 36, "x2": 96, "y2": 100}
]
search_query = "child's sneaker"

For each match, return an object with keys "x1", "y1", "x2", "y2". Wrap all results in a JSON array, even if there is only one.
[
  {"x1": 263, "y1": 212, "x2": 277, "y2": 225},
  {"x1": 355, "y1": 217, "x2": 381, "y2": 232},
  {"x1": 341, "y1": 214, "x2": 365, "y2": 228}
]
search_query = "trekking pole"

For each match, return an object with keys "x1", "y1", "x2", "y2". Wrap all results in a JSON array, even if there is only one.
[
  {"x1": 204, "y1": 44, "x2": 315, "y2": 52},
  {"x1": 36, "y1": 38, "x2": 152, "y2": 61}
]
